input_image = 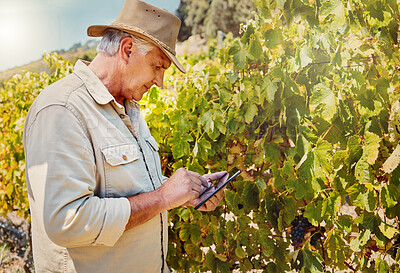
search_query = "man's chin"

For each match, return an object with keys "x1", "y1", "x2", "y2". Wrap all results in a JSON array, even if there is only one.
[{"x1": 132, "y1": 94, "x2": 144, "y2": 102}]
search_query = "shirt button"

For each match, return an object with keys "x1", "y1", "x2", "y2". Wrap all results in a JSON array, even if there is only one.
[
  {"x1": 119, "y1": 114, "x2": 125, "y2": 119},
  {"x1": 122, "y1": 155, "x2": 128, "y2": 160}
]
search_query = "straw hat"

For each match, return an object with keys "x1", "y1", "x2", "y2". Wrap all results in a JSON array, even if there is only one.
[{"x1": 87, "y1": 0, "x2": 185, "y2": 73}]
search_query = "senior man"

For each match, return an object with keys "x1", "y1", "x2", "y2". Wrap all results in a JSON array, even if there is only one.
[{"x1": 23, "y1": 1, "x2": 227, "y2": 272}]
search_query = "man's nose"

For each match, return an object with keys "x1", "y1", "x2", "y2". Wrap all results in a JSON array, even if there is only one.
[{"x1": 152, "y1": 72, "x2": 164, "y2": 88}]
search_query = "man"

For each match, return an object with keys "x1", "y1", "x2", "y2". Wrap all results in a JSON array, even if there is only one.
[{"x1": 23, "y1": 1, "x2": 227, "y2": 272}]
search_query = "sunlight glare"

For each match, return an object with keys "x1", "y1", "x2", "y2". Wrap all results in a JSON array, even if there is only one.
[
  {"x1": 0, "y1": 4, "x2": 27, "y2": 59},
  {"x1": 0, "y1": 24, "x2": 14, "y2": 41}
]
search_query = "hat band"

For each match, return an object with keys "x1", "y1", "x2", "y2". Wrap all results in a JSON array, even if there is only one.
[{"x1": 110, "y1": 22, "x2": 176, "y2": 56}]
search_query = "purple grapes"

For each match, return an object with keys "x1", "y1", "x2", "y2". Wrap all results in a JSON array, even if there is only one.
[{"x1": 290, "y1": 215, "x2": 325, "y2": 249}]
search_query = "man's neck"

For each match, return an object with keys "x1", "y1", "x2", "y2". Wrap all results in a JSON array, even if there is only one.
[{"x1": 89, "y1": 54, "x2": 124, "y2": 104}]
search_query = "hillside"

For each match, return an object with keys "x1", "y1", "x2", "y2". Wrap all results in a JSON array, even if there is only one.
[
  {"x1": 0, "y1": 40, "x2": 98, "y2": 86},
  {"x1": 0, "y1": 35, "x2": 209, "y2": 87}
]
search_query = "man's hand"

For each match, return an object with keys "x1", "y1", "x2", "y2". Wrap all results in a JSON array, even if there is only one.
[
  {"x1": 186, "y1": 171, "x2": 228, "y2": 211},
  {"x1": 158, "y1": 168, "x2": 209, "y2": 210},
  {"x1": 125, "y1": 169, "x2": 227, "y2": 230}
]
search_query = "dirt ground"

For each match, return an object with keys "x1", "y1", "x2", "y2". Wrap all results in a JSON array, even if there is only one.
[{"x1": 0, "y1": 212, "x2": 32, "y2": 272}]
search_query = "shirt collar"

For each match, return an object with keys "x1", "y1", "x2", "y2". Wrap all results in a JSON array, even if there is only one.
[
  {"x1": 73, "y1": 60, "x2": 116, "y2": 105},
  {"x1": 73, "y1": 60, "x2": 142, "y2": 109}
]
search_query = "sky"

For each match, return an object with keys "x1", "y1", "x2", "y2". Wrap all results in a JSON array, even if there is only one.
[{"x1": 0, "y1": 0, "x2": 180, "y2": 72}]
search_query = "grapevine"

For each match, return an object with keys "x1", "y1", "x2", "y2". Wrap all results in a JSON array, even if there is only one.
[{"x1": 1, "y1": 0, "x2": 400, "y2": 272}]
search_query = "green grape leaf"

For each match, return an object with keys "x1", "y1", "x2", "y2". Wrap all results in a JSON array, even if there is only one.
[
  {"x1": 225, "y1": 190, "x2": 239, "y2": 212},
  {"x1": 351, "y1": 70, "x2": 366, "y2": 85},
  {"x1": 382, "y1": 143, "x2": 400, "y2": 174},
  {"x1": 303, "y1": 248, "x2": 324, "y2": 273},
  {"x1": 264, "y1": 142, "x2": 281, "y2": 164},
  {"x1": 299, "y1": 46, "x2": 313, "y2": 68},
  {"x1": 355, "y1": 157, "x2": 373, "y2": 184},
  {"x1": 243, "y1": 181, "x2": 259, "y2": 210},
  {"x1": 359, "y1": 229, "x2": 371, "y2": 247},
  {"x1": 374, "y1": 258, "x2": 391, "y2": 273},
  {"x1": 244, "y1": 104, "x2": 258, "y2": 124},
  {"x1": 349, "y1": 237, "x2": 361, "y2": 252},
  {"x1": 235, "y1": 245, "x2": 247, "y2": 259},
  {"x1": 199, "y1": 111, "x2": 214, "y2": 133},
  {"x1": 282, "y1": 196, "x2": 297, "y2": 224},
  {"x1": 233, "y1": 93, "x2": 242, "y2": 107},
  {"x1": 304, "y1": 200, "x2": 323, "y2": 226},
  {"x1": 297, "y1": 140, "x2": 332, "y2": 183},
  {"x1": 230, "y1": 41, "x2": 248, "y2": 69},
  {"x1": 241, "y1": 24, "x2": 255, "y2": 44},
  {"x1": 381, "y1": 184, "x2": 398, "y2": 208},
  {"x1": 185, "y1": 244, "x2": 202, "y2": 261},
  {"x1": 205, "y1": 250, "x2": 217, "y2": 271},
  {"x1": 363, "y1": 132, "x2": 380, "y2": 165},
  {"x1": 214, "y1": 111, "x2": 226, "y2": 134},
  {"x1": 310, "y1": 82, "x2": 337, "y2": 121},
  {"x1": 347, "y1": 135, "x2": 363, "y2": 166},
  {"x1": 320, "y1": 0, "x2": 344, "y2": 17},
  {"x1": 179, "y1": 222, "x2": 190, "y2": 241},
  {"x1": 322, "y1": 192, "x2": 341, "y2": 219},
  {"x1": 6, "y1": 183, "x2": 14, "y2": 198},
  {"x1": 294, "y1": 179, "x2": 311, "y2": 200},
  {"x1": 264, "y1": 29, "x2": 283, "y2": 49},
  {"x1": 171, "y1": 139, "x2": 190, "y2": 159},
  {"x1": 190, "y1": 223, "x2": 201, "y2": 244},
  {"x1": 249, "y1": 35, "x2": 262, "y2": 60},
  {"x1": 378, "y1": 222, "x2": 398, "y2": 239},
  {"x1": 326, "y1": 230, "x2": 347, "y2": 262},
  {"x1": 217, "y1": 261, "x2": 231, "y2": 273},
  {"x1": 258, "y1": 227, "x2": 274, "y2": 256},
  {"x1": 262, "y1": 76, "x2": 278, "y2": 102},
  {"x1": 336, "y1": 215, "x2": 353, "y2": 234},
  {"x1": 333, "y1": 150, "x2": 348, "y2": 169},
  {"x1": 179, "y1": 208, "x2": 190, "y2": 222},
  {"x1": 347, "y1": 184, "x2": 377, "y2": 212},
  {"x1": 195, "y1": 139, "x2": 212, "y2": 160},
  {"x1": 367, "y1": 4, "x2": 384, "y2": 21},
  {"x1": 255, "y1": 177, "x2": 267, "y2": 193}
]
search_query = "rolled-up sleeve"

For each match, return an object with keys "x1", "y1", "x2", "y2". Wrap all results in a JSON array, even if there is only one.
[{"x1": 25, "y1": 105, "x2": 130, "y2": 248}]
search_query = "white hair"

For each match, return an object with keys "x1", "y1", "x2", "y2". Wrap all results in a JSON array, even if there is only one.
[{"x1": 97, "y1": 28, "x2": 155, "y2": 56}]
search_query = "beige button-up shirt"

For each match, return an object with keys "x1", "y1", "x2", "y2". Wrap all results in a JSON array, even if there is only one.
[{"x1": 23, "y1": 60, "x2": 169, "y2": 272}]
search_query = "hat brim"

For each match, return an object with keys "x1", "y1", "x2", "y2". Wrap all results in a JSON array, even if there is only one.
[{"x1": 87, "y1": 24, "x2": 186, "y2": 73}]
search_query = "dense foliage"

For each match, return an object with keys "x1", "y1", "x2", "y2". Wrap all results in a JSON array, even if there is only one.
[
  {"x1": 147, "y1": 0, "x2": 400, "y2": 271},
  {"x1": 0, "y1": 53, "x2": 73, "y2": 218},
  {"x1": 1, "y1": 0, "x2": 400, "y2": 271}
]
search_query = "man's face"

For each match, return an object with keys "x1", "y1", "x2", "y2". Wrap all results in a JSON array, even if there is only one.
[{"x1": 120, "y1": 45, "x2": 171, "y2": 102}]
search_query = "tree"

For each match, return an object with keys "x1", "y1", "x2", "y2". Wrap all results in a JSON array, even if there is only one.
[
  {"x1": 205, "y1": 0, "x2": 255, "y2": 37},
  {"x1": 176, "y1": 0, "x2": 255, "y2": 39},
  {"x1": 177, "y1": 0, "x2": 211, "y2": 40}
]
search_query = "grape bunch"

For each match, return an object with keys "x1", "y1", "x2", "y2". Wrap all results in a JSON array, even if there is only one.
[
  {"x1": 290, "y1": 215, "x2": 312, "y2": 249},
  {"x1": 290, "y1": 215, "x2": 325, "y2": 249}
]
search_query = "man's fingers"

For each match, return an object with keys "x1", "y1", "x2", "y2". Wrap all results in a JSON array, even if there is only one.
[
  {"x1": 203, "y1": 171, "x2": 228, "y2": 182},
  {"x1": 207, "y1": 195, "x2": 219, "y2": 207},
  {"x1": 187, "y1": 170, "x2": 209, "y2": 188}
]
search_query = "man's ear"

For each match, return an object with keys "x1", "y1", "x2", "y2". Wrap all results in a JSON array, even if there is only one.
[{"x1": 119, "y1": 36, "x2": 134, "y2": 63}]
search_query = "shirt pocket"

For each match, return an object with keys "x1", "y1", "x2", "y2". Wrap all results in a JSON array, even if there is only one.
[
  {"x1": 101, "y1": 143, "x2": 140, "y2": 166},
  {"x1": 101, "y1": 143, "x2": 149, "y2": 197},
  {"x1": 144, "y1": 136, "x2": 164, "y2": 186}
]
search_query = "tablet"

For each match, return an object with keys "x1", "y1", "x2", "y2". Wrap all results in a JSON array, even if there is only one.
[{"x1": 195, "y1": 168, "x2": 241, "y2": 210}]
